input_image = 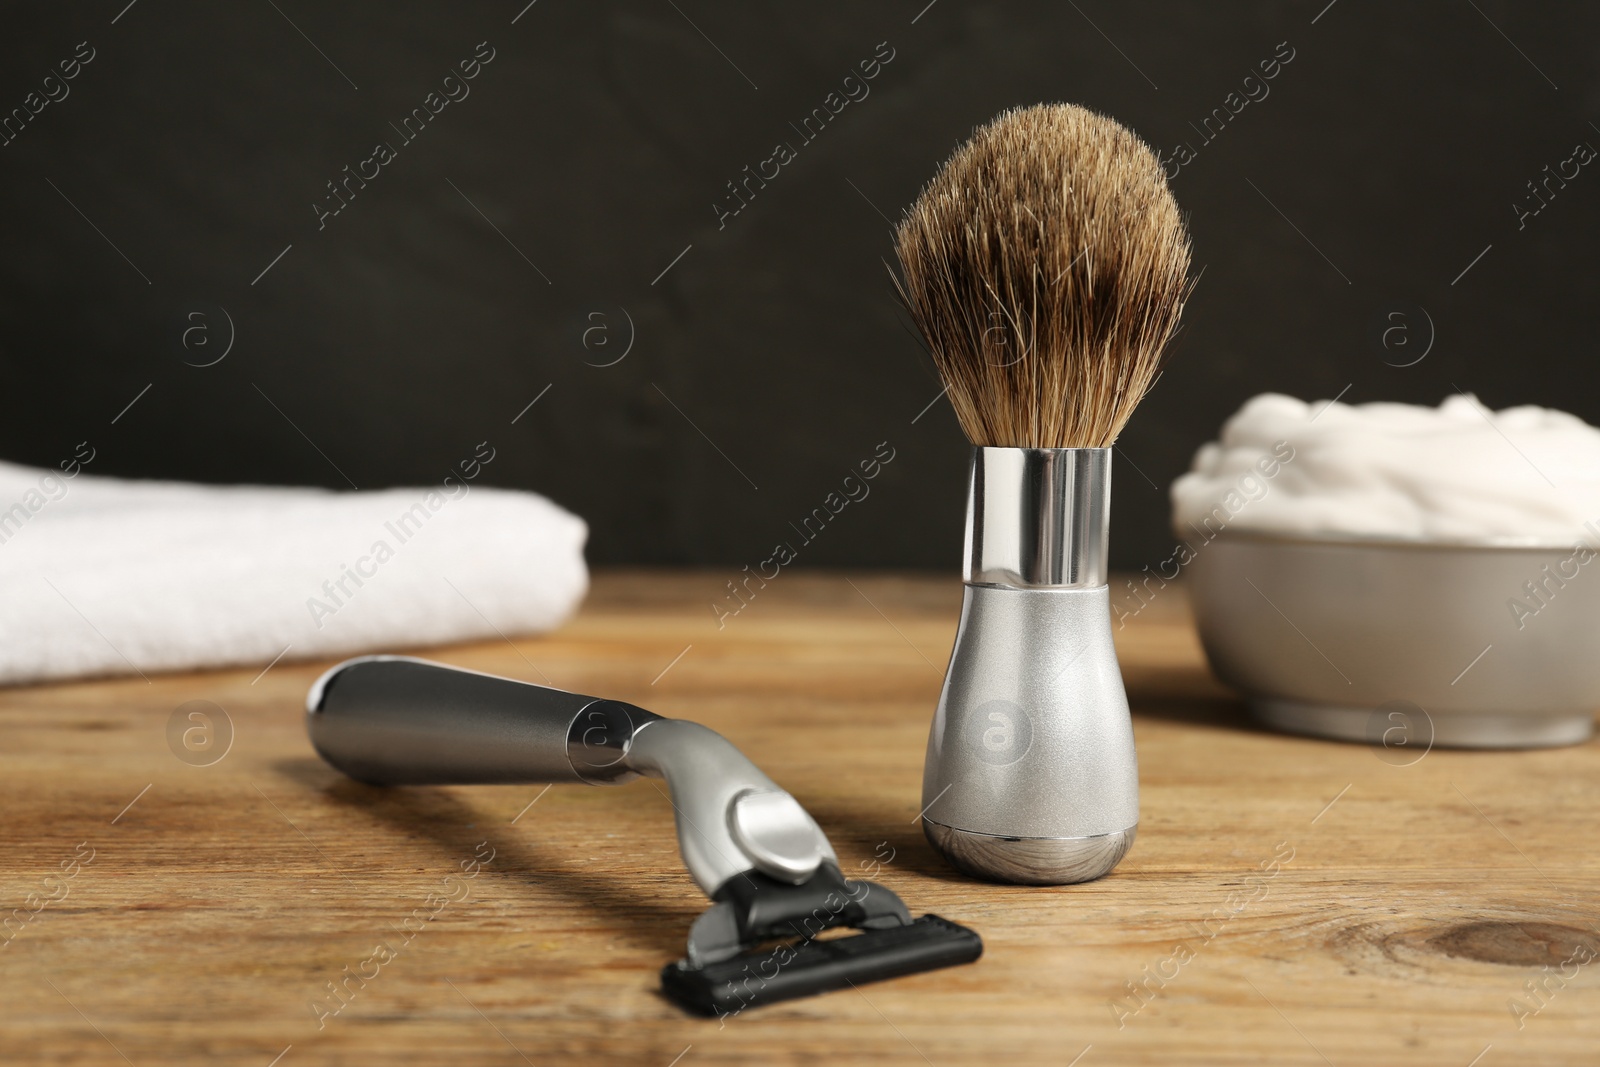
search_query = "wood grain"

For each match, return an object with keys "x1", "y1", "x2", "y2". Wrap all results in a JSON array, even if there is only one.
[{"x1": 1, "y1": 569, "x2": 1596, "y2": 1066}]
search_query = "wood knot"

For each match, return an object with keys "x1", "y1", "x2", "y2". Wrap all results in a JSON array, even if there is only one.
[{"x1": 1427, "y1": 922, "x2": 1600, "y2": 967}]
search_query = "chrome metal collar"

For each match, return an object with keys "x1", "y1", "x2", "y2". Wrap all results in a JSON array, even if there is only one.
[{"x1": 964, "y1": 447, "x2": 1110, "y2": 588}]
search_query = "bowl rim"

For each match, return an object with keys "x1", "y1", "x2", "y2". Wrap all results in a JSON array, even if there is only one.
[{"x1": 1172, "y1": 526, "x2": 1598, "y2": 553}]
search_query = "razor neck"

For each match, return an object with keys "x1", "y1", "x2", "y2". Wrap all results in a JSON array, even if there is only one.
[{"x1": 619, "y1": 719, "x2": 837, "y2": 897}]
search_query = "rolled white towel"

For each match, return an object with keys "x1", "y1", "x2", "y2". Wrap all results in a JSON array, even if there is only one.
[{"x1": 0, "y1": 458, "x2": 588, "y2": 686}]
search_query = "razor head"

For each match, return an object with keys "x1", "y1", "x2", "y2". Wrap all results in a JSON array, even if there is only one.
[
  {"x1": 661, "y1": 863, "x2": 982, "y2": 1017},
  {"x1": 662, "y1": 913, "x2": 983, "y2": 1017}
]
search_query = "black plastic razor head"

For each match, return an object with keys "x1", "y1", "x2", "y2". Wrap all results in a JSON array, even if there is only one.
[
  {"x1": 662, "y1": 913, "x2": 982, "y2": 1017},
  {"x1": 660, "y1": 864, "x2": 983, "y2": 1018}
]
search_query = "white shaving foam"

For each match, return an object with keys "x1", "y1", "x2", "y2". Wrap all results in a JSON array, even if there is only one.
[{"x1": 1170, "y1": 393, "x2": 1600, "y2": 546}]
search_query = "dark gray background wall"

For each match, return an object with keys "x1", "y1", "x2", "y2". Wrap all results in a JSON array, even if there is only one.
[{"x1": 3, "y1": 2, "x2": 1596, "y2": 570}]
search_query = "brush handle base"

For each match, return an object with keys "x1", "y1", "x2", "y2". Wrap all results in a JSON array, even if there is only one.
[
  {"x1": 921, "y1": 820, "x2": 1136, "y2": 885},
  {"x1": 921, "y1": 583, "x2": 1139, "y2": 884}
]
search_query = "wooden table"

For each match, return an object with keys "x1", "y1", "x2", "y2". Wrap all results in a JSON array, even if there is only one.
[{"x1": 3, "y1": 570, "x2": 1596, "y2": 1066}]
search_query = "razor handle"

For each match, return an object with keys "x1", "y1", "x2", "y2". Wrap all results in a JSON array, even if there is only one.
[
  {"x1": 305, "y1": 656, "x2": 836, "y2": 897},
  {"x1": 306, "y1": 655, "x2": 655, "y2": 787}
]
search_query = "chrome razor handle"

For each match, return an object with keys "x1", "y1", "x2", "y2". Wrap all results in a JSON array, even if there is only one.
[
  {"x1": 306, "y1": 655, "x2": 647, "y2": 786},
  {"x1": 306, "y1": 656, "x2": 836, "y2": 897},
  {"x1": 919, "y1": 448, "x2": 1139, "y2": 884}
]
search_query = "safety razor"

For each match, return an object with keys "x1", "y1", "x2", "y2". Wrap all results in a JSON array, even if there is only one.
[{"x1": 307, "y1": 656, "x2": 982, "y2": 1015}]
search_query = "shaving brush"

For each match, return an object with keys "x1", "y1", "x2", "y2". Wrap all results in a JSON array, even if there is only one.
[{"x1": 895, "y1": 103, "x2": 1192, "y2": 884}]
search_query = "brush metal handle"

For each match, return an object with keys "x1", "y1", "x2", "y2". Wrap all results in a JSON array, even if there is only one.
[
  {"x1": 922, "y1": 447, "x2": 1138, "y2": 884},
  {"x1": 306, "y1": 656, "x2": 836, "y2": 896}
]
